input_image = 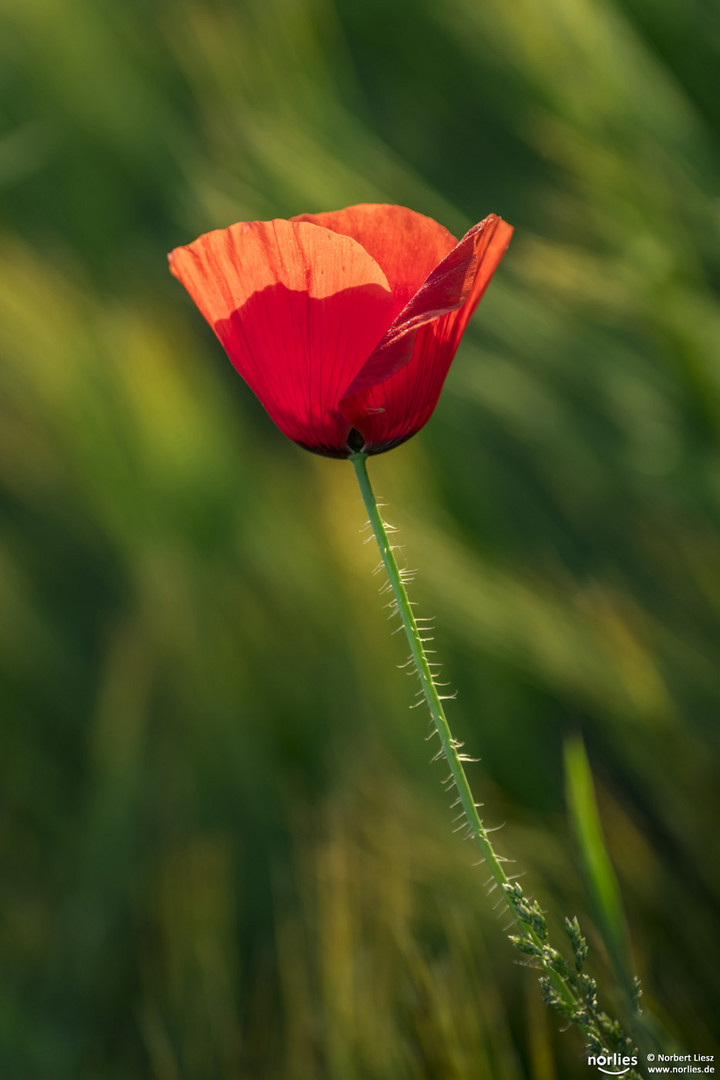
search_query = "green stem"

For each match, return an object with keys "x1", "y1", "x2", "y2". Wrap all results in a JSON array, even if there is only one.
[
  {"x1": 350, "y1": 452, "x2": 583, "y2": 1018},
  {"x1": 351, "y1": 455, "x2": 509, "y2": 886}
]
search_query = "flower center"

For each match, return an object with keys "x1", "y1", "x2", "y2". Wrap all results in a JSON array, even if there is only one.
[{"x1": 347, "y1": 428, "x2": 365, "y2": 452}]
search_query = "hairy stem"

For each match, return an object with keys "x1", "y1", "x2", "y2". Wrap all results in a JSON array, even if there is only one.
[
  {"x1": 349, "y1": 451, "x2": 636, "y2": 1054},
  {"x1": 351, "y1": 457, "x2": 511, "y2": 892}
]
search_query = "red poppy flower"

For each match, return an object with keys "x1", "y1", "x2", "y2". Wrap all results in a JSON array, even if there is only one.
[{"x1": 169, "y1": 204, "x2": 513, "y2": 457}]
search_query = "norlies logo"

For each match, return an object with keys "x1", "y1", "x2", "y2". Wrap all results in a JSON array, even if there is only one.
[{"x1": 588, "y1": 1052, "x2": 639, "y2": 1075}]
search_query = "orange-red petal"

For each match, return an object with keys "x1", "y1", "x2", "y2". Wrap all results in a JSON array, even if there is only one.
[
  {"x1": 292, "y1": 204, "x2": 457, "y2": 320},
  {"x1": 169, "y1": 219, "x2": 395, "y2": 454}
]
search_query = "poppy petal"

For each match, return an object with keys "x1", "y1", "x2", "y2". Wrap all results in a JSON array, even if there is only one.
[
  {"x1": 339, "y1": 215, "x2": 513, "y2": 451},
  {"x1": 169, "y1": 220, "x2": 394, "y2": 454},
  {"x1": 292, "y1": 204, "x2": 457, "y2": 320}
]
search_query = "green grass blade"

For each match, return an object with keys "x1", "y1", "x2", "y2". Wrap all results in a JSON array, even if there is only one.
[{"x1": 564, "y1": 734, "x2": 634, "y2": 1005}]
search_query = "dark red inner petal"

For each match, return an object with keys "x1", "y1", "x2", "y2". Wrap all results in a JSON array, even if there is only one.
[
  {"x1": 340, "y1": 215, "x2": 514, "y2": 452},
  {"x1": 339, "y1": 220, "x2": 486, "y2": 402}
]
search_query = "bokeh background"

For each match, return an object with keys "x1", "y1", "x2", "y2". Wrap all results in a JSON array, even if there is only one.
[{"x1": 1, "y1": 0, "x2": 719, "y2": 1075}]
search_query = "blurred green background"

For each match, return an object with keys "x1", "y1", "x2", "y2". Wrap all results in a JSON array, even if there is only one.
[{"x1": 1, "y1": 0, "x2": 719, "y2": 1075}]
